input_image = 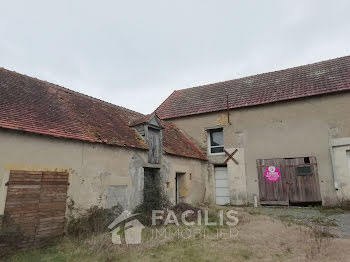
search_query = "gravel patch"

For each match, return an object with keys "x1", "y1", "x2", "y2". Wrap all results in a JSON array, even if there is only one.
[
  {"x1": 245, "y1": 207, "x2": 350, "y2": 238},
  {"x1": 328, "y1": 213, "x2": 350, "y2": 237}
]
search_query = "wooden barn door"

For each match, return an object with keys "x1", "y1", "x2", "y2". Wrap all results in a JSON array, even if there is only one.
[
  {"x1": 35, "y1": 172, "x2": 69, "y2": 242},
  {"x1": 257, "y1": 157, "x2": 321, "y2": 205},
  {"x1": 3, "y1": 170, "x2": 69, "y2": 246},
  {"x1": 3, "y1": 171, "x2": 42, "y2": 245},
  {"x1": 257, "y1": 158, "x2": 288, "y2": 205},
  {"x1": 285, "y1": 157, "x2": 321, "y2": 204}
]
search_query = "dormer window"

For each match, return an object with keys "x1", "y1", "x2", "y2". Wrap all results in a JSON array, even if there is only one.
[
  {"x1": 208, "y1": 128, "x2": 224, "y2": 154},
  {"x1": 130, "y1": 113, "x2": 163, "y2": 164}
]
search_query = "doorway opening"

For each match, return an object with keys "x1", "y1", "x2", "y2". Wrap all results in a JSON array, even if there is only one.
[
  {"x1": 143, "y1": 168, "x2": 162, "y2": 209},
  {"x1": 175, "y1": 172, "x2": 186, "y2": 205}
]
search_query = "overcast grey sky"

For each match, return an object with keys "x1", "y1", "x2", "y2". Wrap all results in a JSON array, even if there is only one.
[{"x1": 1, "y1": 1, "x2": 349, "y2": 114}]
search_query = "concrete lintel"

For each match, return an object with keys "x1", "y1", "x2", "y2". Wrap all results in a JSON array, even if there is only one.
[
  {"x1": 143, "y1": 163, "x2": 162, "y2": 169},
  {"x1": 204, "y1": 125, "x2": 225, "y2": 131},
  {"x1": 331, "y1": 137, "x2": 350, "y2": 147}
]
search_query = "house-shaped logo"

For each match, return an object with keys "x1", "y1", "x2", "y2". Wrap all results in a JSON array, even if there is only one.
[{"x1": 108, "y1": 210, "x2": 145, "y2": 245}]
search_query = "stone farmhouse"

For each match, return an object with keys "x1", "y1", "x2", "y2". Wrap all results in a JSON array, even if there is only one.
[
  {"x1": 156, "y1": 55, "x2": 350, "y2": 207},
  {"x1": 0, "y1": 55, "x2": 350, "y2": 242}
]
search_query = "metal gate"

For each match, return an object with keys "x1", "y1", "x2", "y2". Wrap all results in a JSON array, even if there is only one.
[
  {"x1": 257, "y1": 157, "x2": 321, "y2": 205},
  {"x1": 3, "y1": 170, "x2": 69, "y2": 246}
]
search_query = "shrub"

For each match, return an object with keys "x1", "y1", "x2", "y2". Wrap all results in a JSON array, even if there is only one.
[
  {"x1": 67, "y1": 205, "x2": 123, "y2": 238},
  {"x1": 134, "y1": 170, "x2": 170, "y2": 225},
  {"x1": 340, "y1": 199, "x2": 350, "y2": 210}
]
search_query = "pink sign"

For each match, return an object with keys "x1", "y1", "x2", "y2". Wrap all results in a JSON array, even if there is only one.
[{"x1": 264, "y1": 166, "x2": 281, "y2": 182}]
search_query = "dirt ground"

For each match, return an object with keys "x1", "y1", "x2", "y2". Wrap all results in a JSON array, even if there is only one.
[
  {"x1": 245, "y1": 206, "x2": 350, "y2": 238},
  {"x1": 6, "y1": 207, "x2": 350, "y2": 262}
]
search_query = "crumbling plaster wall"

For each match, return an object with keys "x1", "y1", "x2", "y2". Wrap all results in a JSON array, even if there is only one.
[
  {"x1": 0, "y1": 129, "x2": 208, "y2": 217},
  {"x1": 0, "y1": 129, "x2": 148, "y2": 216},
  {"x1": 162, "y1": 154, "x2": 208, "y2": 205},
  {"x1": 170, "y1": 92, "x2": 350, "y2": 206}
]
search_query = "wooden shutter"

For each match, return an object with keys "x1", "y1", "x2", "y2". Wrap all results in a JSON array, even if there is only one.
[{"x1": 147, "y1": 127, "x2": 161, "y2": 164}]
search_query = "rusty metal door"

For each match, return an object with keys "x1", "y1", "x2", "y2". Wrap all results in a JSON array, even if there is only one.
[
  {"x1": 3, "y1": 170, "x2": 69, "y2": 246},
  {"x1": 257, "y1": 157, "x2": 321, "y2": 205}
]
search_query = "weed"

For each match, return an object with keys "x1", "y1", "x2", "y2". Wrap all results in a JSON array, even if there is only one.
[
  {"x1": 273, "y1": 253, "x2": 283, "y2": 261},
  {"x1": 339, "y1": 199, "x2": 350, "y2": 210},
  {"x1": 206, "y1": 225, "x2": 220, "y2": 232},
  {"x1": 134, "y1": 169, "x2": 170, "y2": 225},
  {"x1": 67, "y1": 205, "x2": 123, "y2": 238},
  {"x1": 236, "y1": 248, "x2": 253, "y2": 260},
  {"x1": 247, "y1": 208, "x2": 262, "y2": 216},
  {"x1": 278, "y1": 215, "x2": 296, "y2": 226},
  {"x1": 316, "y1": 207, "x2": 346, "y2": 216},
  {"x1": 310, "y1": 216, "x2": 337, "y2": 227},
  {"x1": 285, "y1": 247, "x2": 292, "y2": 254},
  {"x1": 0, "y1": 214, "x2": 37, "y2": 258}
]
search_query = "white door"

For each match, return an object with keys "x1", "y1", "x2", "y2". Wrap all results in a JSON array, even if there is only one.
[{"x1": 215, "y1": 167, "x2": 230, "y2": 205}]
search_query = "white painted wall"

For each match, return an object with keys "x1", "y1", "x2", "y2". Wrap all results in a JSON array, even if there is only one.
[{"x1": 332, "y1": 138, "x2": 350, "y2": 202}]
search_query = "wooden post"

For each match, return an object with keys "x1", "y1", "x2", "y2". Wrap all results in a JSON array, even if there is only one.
[{"x1": 226, "y1": 94, "x2": 231, "y2": 125}]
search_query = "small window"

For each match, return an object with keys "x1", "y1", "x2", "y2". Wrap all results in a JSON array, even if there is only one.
[
  {"x1": 208, "y1": 128, "x2": 224, "y2": 154},
  {"x1": 304, "y1": 157, "x2": 310, "y2": 164},
  {"x1": 296, "y1": 166, "x2": 312, "y2": 175}
]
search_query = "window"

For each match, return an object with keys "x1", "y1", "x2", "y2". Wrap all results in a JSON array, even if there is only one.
[
  {"x1": 304, "y1": 157, "x2": 310, "y2": 164},
  {"x1": 208, "y1": 128, "x2": 224, "y2": 154},
  {"x1": 296, "y1": 166, "x2": 312, "y2": 175}
]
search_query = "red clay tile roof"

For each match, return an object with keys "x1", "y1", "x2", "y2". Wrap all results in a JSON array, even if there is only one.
[
  {"x1": 130, "y1": 113, "x2": 206, "y2": 160},
  {"x1": 162, "y1": 121, "x2": 206, "y2": 160},
  {"x1": 0, "y1": 68, "x2": 206, "y2": 160},
  {"x1": 156, "y1": 56, "x2": 350, "y2": 119},
  {"x1": 129, "y1": 114, "x2": 156, "y2": 127}
]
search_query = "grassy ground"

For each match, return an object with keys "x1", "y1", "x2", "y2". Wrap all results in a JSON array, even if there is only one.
[
  {"x1": 5, "y1": 207, "x2": 350, "y2": 262},
  {"x1": 244, "y1": 206, "x2": 350, "y2": 238}
]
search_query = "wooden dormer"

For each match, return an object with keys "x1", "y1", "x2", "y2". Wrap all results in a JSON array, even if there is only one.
[{"x1": 131, "y1": 113, "x2": 163, "y2": 164}]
